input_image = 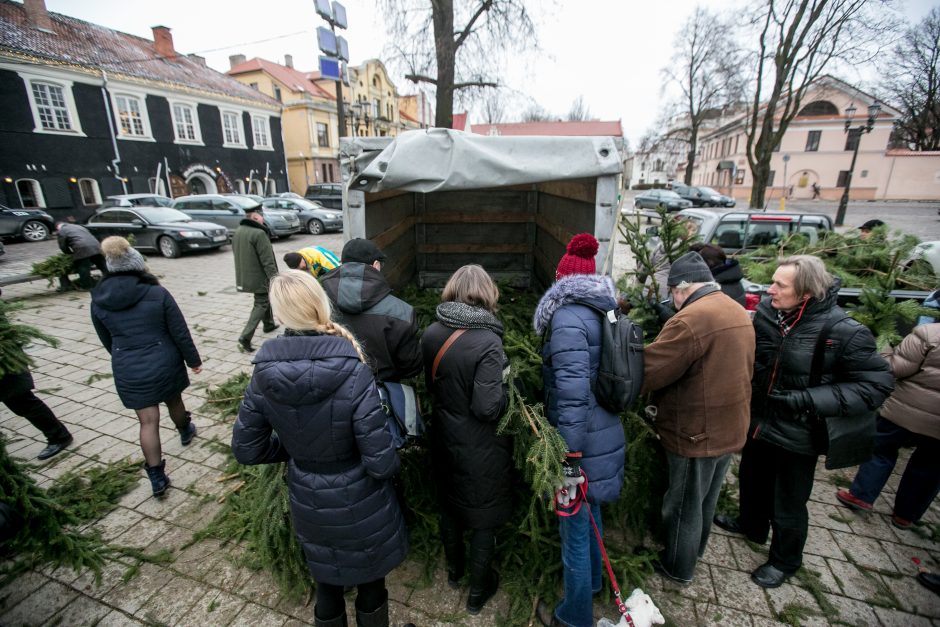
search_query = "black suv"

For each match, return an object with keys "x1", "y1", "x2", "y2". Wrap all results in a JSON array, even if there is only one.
[{"x1": 304, "y1": 183, "x2": 343, "y2": 209}]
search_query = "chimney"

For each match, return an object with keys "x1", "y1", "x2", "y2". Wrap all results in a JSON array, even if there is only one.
[
  {"x1": 23, "y1": 0, "x2": 54, "y2": 32},
  {"x1": 229, "y1": 54, "x2": 247, "y2": 69},
  {"x1": 284, "y1": 54, "x2": 294, "y2": 69},
  {"x1": 151, "y1": 26, "x2": 175, "y2": 59}
]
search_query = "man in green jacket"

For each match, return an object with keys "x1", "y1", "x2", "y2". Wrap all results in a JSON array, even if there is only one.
[{"x1": 233, "y1": 207, "x2": 278, "y2": 352}]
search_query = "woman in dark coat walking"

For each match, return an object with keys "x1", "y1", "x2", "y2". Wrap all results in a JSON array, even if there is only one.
[
  {"x1": 90, "y1": 237, "x2": 201, "y2": 497},
  {"x1": 232, "y1": 270, "x2": 407, "y2": 627},
  {"x1": 420, "y1": 265, "x2": 511, "y2": 615}
]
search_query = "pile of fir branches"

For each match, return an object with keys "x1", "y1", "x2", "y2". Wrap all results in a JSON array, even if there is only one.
[
  {"x1": 31, "y1": 254, "x2": 73, "y2": 286},
  {"x1": 0, "y1": 300, "x2": 59, "y2": 377}
]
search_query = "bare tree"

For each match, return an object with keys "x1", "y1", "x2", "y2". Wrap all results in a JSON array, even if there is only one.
[
  {"x1": 881, "y1": 8, "x2": 940, "y2": 151},
  {"x1": 566, "y1": 95, "x2": 595, "y2": 121},
  {"x1": 379, "y1": 0, "x2": 538, "y2": 129},
  {"x1": 477, "y1": 90, "x2": 507, "y2": 124},
  {"x1": 664, "y1": 7, "x2": 745, "y2": 185},
  {"x1": 521, "y1": 103, "x2": 554, "y2": 122},
  {"x1": 742, "y1": 0, "x2": 900, "y2": 208}
]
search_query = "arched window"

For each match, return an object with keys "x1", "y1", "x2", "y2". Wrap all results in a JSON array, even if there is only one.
[
  {"x1": 78, "y1": 178, "x2": 101, "y2": 205},
  {"x1": 797, "y1": 101, "x2": 839, "y2": 116},
  {"x1": 16, "y1": 179, "x2": 45, "y2": 208},
  {"x1": 265, "y1": 179, "x2": 277, "y2": 195},
  {"x1": 235, "y1": 179, "x2": 246, "y2": 194},
  {"x1": 250, "y1": 179, "x2": 264, "y2": 195}
]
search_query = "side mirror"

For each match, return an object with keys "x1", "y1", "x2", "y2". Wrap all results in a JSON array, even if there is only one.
[
  {"x1": 646, "y1": 226, "x2": 660, "y2": 236},
  {"x1": 229, "y1": 208, "x2": 240, "y2": 214},
  {"x1": 130, "y1": 219, "x2": 145, "y2": 227}
]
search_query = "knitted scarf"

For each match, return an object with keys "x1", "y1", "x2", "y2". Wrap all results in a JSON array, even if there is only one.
[{"x1": 436, "y1": 301, "x2": 504, "y2": 336}]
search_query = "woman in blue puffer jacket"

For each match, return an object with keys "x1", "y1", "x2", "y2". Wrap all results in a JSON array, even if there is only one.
[
  {"x1": 232, "y1": 270, "x2": 407, "y2": 627},
  {"x1": 533, "y1": 234, "x2": 626, "y2": 627}
]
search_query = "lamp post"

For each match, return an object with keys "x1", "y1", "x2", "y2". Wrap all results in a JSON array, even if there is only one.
[{"x1": 834, "y1": 101, "x2": 881, "y2": 227}]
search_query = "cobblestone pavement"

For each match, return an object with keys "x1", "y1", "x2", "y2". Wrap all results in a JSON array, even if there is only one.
[{"x1": 1, "y1": 228, "x2": 939, "y2": 626}]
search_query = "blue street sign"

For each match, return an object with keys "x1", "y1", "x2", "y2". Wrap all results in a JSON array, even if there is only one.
[{"x1": 319, "y1": 56, "x2": 342, "y2": 81}]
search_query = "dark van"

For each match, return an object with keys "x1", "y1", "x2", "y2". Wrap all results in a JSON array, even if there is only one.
[{"x1": 304, "y1": 183, "x2": 343, "y2": 209}]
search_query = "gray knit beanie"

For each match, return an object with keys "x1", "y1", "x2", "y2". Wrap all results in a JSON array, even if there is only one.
[
  {"x1": 101, "y1": 236, "x2": 147, "y2": 273},
  {"x1": 667, "y1": 251, "x2": 713, "y2": 287}
]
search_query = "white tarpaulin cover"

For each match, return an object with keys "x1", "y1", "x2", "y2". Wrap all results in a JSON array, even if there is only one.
[{"x1": 343, "y1": 128, "x2": 623, "y2": 193}]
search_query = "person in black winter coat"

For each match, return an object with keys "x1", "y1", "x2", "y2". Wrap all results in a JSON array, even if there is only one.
[
  {"x1": 56, "y1": 222, "x2": 107, "y2": 290},
  {"x1": 690, "y1": 242, "x2": 746, "y2": 306},
  {"x1": 232, "y1": 270, "x2": 407, "y2": 627},
  {"x1": 420, "y1": 264, "x2": 511, "y2": 615},
  {"x1": 714, "y1": 255, "x2": 893, "y2": 589},
  {"x1": 90, "y1": 237, "x2": 201, "y2": 498},
  {"x1": 319, "y1": 238, "x2": 422, "y2": 382}
]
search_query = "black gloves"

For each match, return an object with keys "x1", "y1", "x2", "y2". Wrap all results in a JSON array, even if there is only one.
[
  {"x1": 768, "y1": 389, "x2": 813, "y2": 414},
  {"x1": 649, "y1": 300, "x2": 674, "y2": 323}
]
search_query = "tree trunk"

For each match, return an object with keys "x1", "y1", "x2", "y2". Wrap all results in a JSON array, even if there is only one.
[
  {"x1": 683, "y1": 124, "x2": 699, "y2": 185},
  {"x1": 432, "y1": 0, "x2": 455, "y2": 129}
]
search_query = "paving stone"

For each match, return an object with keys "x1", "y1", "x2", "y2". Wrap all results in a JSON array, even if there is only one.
[
  {"x1": 822, "y1": 592, "x2": 881, "y2": 626},
  {"x1": 88, "y1": 506, "x2": 146, "y2": 542},
  {"x1": 727, "y1": 536, "x2": 768, "y2": 572},
  {"x1": 653, "y1": 589, "x2": 698, "y2": 626},
  {"x1": 874, "y1": 606, "x2": 937, "y2": 626},
  {"x1": 202, "y1": 553, "x2": 253, "y2": 591},
  {"x1": 695, "y1": 600, "x2": 754, "y2": 626},
  {"x1": 805, "y1": 526, "x2": 848, "y2": 561},
  {"x1": 833, "y1": 532, "x2": 896, "y2": 571},
  {"x1": 881, "y1": 539, "x2": 939, "y2": 574},
  {"x1": 710, "y1": 565, "x2": 771, "y2": 616},
  {"x1": 112, "y1": 514, "x2": 175, "y2": 550},
  {"x1": 172, "y1": 538, "x2": 229, "y2": 582},
  {"x1": 137, "y1": 574, "x2": 209, "y2": 625},
  {"x1": 700, "y1": 533, "x2": 737, "y2": 570},
  {"x1": 177, "y1": 589, "x2": 249, "y2": 627},
  {"x1": 807, "y1": 500, "x2": 854, "y2": 534},
  {"x1": 105, "y1": 561, "x2": 175, "y2": 615},
  {"x1": 47, "y1": 593, "x2": 112, "y2": 626},
  {"x1": 880, "y1": 572, "x2": 940, "y2": 617},
  {"x1": 92, "y1": 609, "x2": 148, "y2": 626},
  {"x1": 826, "y1": 558, "x2": 889, "y2": 603},
  {"x1": 69, "y1": 558, "x2": 133, "y2": 598},
  {"x1": 799, "y1": 554, "x2": 840, "y2": 594},
  {"x1": 163, "y1": 459, "x2": 212, "y2": 491},
  {"x1": 229, "y1": 601, "x2": 288, "y2": 627},
  {"x1": 134, "y1": 481, "x2": 192, "y2": 517},
  {"x1": 0, "y1": 570, "x2": 48, "y2": 612},
  {"x1": 401, "y1": 563, "x2": 465, "y2": 613},
  {"x1": 0, "y1": 579, "x2": 78, "y2": 626},
  {"x1": 765, "y1": 580, "x2": 823, "y2": 621}
]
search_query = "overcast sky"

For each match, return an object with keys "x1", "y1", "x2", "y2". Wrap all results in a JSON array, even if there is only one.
[{"x1": 45, "y1": 0, "x2": 936, "y2": 146}]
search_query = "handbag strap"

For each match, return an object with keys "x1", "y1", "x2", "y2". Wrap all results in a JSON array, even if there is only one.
[
  {"x1": 809, "y1": 311, "x2": 844, "y2": 386},
  {"x1": 431, "y1": 329, "x2": 467, "y2": 382}
]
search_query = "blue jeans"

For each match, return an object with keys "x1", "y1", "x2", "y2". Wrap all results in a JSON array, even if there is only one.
[
  {"x1": 555, "y1": 503, "x2": 602, "y2": 627},
  {"x1": 850, "y1": 416, "x2": 940, "y2": 522},
  {"x1": 660, "y1": 452, "x2": 733, "y2": 581}
]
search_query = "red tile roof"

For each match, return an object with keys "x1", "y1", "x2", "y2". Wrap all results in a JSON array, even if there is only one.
[
  {"x1": 471, "y1": 120, "x2": 624, "y2": 137},
  {"x1": 0, "y1": 0, "x2": 277, "y2": 106},
  {"x1": 228, "y1": 57, "x2": 336, "y2": 101}
]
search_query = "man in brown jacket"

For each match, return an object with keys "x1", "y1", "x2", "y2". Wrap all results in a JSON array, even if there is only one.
[{"x1": 642, "y1": 251, "x2": 756, "y2": 585}]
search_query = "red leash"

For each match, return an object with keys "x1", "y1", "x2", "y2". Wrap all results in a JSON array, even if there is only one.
[{"x1": 554, "y1": 473, "x2": 635, "y2": 626}]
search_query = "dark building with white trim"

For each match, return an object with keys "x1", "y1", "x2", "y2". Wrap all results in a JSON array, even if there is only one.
[{"x1": 0, "y1": 0, "x2": 287, "y2": 222}]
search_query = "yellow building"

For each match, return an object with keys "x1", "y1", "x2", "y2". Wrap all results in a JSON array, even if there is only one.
[
  {"x1": 228, "y1": 54, "x2": 341, "y2": 193},
  {"x1": 316, "y1": 59, "x2": 408, "y2": 138}
]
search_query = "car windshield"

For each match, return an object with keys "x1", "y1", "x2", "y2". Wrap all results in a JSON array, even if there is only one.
[
  {"x1": 697, "y1": 186, "x2": 720, "y2": 195},
  {"x1": 291, "y1": 199, "x2": 326, "y2": 210},
  {"x1": 658, "y1": 191, "x2": 682, "y2": 199},
  {"x1": 136, "y1": 207, "x2": 192, "y2": 223}
]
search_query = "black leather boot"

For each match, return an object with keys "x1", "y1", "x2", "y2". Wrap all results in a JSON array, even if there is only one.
[
  {"x1": 144, "y1": 459, "x2": 170, "y2": 498},
  {"x1": 355, "y1": 598, "x2": 388, "y2": 627},
  {"x1": 466, "y1": 532, "x2": 498, "y2": 614}
]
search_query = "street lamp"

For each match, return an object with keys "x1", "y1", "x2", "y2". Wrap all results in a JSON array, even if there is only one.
[{"x1": 834, "y1": 101, "x2": 881, "y2": 226}]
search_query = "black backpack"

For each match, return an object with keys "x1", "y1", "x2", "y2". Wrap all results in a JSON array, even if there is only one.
[{"x1": 545, "y1": 303, "x2": 645, "y2": 414}]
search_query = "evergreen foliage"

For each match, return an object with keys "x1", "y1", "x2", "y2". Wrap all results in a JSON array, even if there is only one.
[
  {"x1": 31, "y1": 254, "x2": 73, "y2": 286},
  {"x1": 46, "y1": 458, "x2": 141, "y2": 524},
  {"x1": 0, "y1": 301, "x2": 59, "y2": 378}
]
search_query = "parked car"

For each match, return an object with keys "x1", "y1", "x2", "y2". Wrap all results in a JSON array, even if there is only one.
[
  {"x1": 275, "y1": 192, "x2": 305, "y2": 199},
  {"x1": 261, "y1": 197, "x2": 343, "y2": 235},
  {"x1": 0, "y1": 204, "x2": 55, "y2": 242},
  {"x1": 223, "y1": 193, "x2": 265, "y2": 203},
  {"x1": 670, "y1": 182, "x2": 710, "y2": 207},
  {"x1": 171, "y1": 194, "x2": 300, "y2": 238},
  {"x1": 304, "y1": 183, "x2": 343, "y2": 209},
  {"x1": 85, "y1": 207, "x2": 229, "y2": 258},
  {"x1": 674, "y1": 208, "x2": 833, "y2": 253},
  {"x1": 631, "y1": 189, "x2": 693, "y2": 212},
  {"x1": 102, "y1": 194, "x2": 173, "y2": 208},
  {"x1": 695, "y1": 186, "x2": 736, "y2": 208}
]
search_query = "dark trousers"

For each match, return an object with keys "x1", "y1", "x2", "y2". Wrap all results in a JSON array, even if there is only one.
[
  {"x1": 69, "y1": 254, "x2": 108, "y2": 289},
  {"x1": 314, "y1": 577, "x2": 385, "y2": 619},
  {"x1": 239, "y1": 292, "x2": 273, "y2": 343},
  {"x1": 850, "y1": 416, "x2": 940, "y2": 523},
  {"x1": 4, "y1": 390, "x2": 71, "y2": 444},
  {"x1": 738, "y1": 437, "x2": 818, "y2": 574},
  {"x1": 439, "y1": 511, "x2": 496, "y2": 590},
  {"x1": 661, "y1": 451, "x2": 733, "y2": 581}
]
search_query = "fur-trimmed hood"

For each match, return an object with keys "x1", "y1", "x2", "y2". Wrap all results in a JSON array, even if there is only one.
[{"x1": 534, "y1": 274, "x2": 617, "y2": 335}]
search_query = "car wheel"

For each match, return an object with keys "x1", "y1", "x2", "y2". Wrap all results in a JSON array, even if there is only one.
[
  {"x1": 21, "y1": 220, "x2": 49, "y2": 242},
  {"x1": 158, "y1": 236, "x2": 180, "y2": 258},
  {"x1": 307, "y1": 219, "x2": 325, "y2": 235}
]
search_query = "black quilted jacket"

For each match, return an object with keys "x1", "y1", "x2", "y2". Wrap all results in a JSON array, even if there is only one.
[
  {"x1": 231, "y1": 333, "x2": 408, "y2": 585},
  {"x1": 750, "y1": 284, "x2": 894, "y2": 463}
]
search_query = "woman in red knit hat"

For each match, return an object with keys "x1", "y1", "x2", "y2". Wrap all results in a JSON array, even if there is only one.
[{"x1": 535, "y1": 233, "x2": 626, "y2": 627}]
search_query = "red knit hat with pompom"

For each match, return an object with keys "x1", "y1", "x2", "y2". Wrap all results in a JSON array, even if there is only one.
[{"x1": 555, "y1": 233, "x2": 599, "y2": 280}]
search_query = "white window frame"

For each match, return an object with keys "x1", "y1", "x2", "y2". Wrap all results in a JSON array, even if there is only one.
[
  {"x1": 234, "y1": 179, "x2": 246, "y2": 194},
  {"x1": 169, "y1": 99, "x2": 203, "y2": 145},
  {"x1": 148, "y1": 177, "x2": 168, "y2": 196},
  {"x1": 265, "y1": 179, "x2": 277, "y2": 195},
  {"x1": 16, "y1": 69, "x2": 85, "y2": 136},
  {"x1": 251, "y1": 115, "x2": 272, "y2": 150},
  {"x1": 16, "y1": 178, "x2": 46, "y2": 208},
  {"x1": 110, "y1": 89, "x2": 154, "y2": 141},
  {"x1": 78, "y1": 178, "x2": 102, "y2": 205},
  {"x1": 221, "y1": 110, "x2": 246, "y2": 148}
]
